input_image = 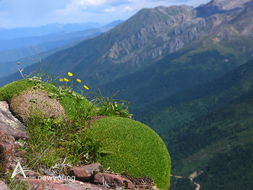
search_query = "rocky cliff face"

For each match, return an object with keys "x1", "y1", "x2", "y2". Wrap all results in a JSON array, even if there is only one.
[
  {"x1": 94, "y1": 0, "x2": 253, "y2": 68},
  {"x1": 104, "y1": 6, "x2": 196, "y2": 65}
]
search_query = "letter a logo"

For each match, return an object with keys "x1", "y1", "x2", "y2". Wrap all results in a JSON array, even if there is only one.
[{"x1": 11, "y1": 161, "x2": 27, "y2": 178}]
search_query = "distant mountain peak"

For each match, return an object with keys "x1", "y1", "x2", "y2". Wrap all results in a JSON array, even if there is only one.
[
  {"x1": 210, "y1": 0, "x2": 252, "y2": 10},
  {"x1": 197, "y1": 0, "x2": 252, "y2": 17},
  {"x1": 152, "y1": 5, "x2": 194, "y2": 15}
]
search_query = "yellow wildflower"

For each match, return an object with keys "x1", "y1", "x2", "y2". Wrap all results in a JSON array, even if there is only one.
[
  {"x1": 68, "y1": 72, "x2": 73, "y2": 77},
  {"x1": 59, "y1": 78, "x2": 64, "y2": 82},
  {"x1": 76, "y1": 78, "x2": 82, "y2": 83},
  {"x1": 63, "y1": 78, "x2": 70, "y2": 82},
  {"x1": 84, "y1": 85, "x2": 89, "y2": 90}
]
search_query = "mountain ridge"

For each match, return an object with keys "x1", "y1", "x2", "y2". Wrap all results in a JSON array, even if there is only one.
[{"x1": 1, "y1": 0, "x2": 253, "y2": 89}]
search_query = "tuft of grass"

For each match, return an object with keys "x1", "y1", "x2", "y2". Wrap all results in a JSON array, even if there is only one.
[
  {"x1": 93, "y1": 94, "x2": 132, "y2": 118},
  {"x1": 23, "y1": 116, "x2": 103, "y2": 169},
  {"x1": 87, "y1": 116, "x2": 171, "y2": 189}
]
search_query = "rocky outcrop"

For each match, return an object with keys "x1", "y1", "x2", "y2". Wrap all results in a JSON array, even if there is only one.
[
  {"x1": 0, "y1": 101, "x2": 27, "y2": 172},
  {"x1": 7, "y1": 164, "x2": 154, "y2": 190},
  {"x1": 105, "y1": 5, "x2": 197, "y2": 65},
  {"x1": 0, "y1": 101, "x2": 27, "y2": 140},
  {"x1": 69, "y1": 164, "x2": 153, "y2": 189}
]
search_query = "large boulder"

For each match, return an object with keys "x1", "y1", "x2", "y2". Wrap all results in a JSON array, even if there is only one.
[{"x1": 10, "y1": 89, "x2": 65, "y2": 123}]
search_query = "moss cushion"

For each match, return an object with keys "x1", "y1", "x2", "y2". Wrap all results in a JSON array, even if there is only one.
[{"x1": 88, "y1": 116, "x2": 171, "y2": 189}]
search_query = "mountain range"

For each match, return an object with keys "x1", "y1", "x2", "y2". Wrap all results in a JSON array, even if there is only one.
[
  {"x1": 0, "y1": 0, "x2": 253, "y2": 189},
  {"x1": 1, "y1": 0, "x2": 253, "y2": 87},
  {"x1": 0, "y1": 20, "x2": 122, "y2": 77},
  {"x1": 0, "y1": 22, "x2": 103, "y2": 40}
]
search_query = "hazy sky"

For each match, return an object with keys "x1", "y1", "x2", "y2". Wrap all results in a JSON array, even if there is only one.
[{"x1": 0, "y1": 0, "x2": 211, "y2": 28}]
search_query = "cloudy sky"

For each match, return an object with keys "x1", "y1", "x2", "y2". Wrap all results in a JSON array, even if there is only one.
[{"x1": 0, "y1": 0, "x2": 211, "y2": 28}]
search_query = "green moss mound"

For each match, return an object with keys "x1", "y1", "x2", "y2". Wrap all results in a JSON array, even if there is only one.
[
  {"x1": 0, "y1": 80, "x2": 35, "y2": 101},
  {"x1": 0, "y1": 80, "x2": 94, "y2": 121},
  {"x1": 88, "y1": 116, "x2": 171, "y2": 189}
]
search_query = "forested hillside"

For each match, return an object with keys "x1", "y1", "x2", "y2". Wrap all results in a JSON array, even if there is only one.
[{"x1": 144, "y1": 60, "x2": 253, "y2": 189}]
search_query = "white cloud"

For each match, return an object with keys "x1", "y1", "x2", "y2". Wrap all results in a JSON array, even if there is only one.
[
  {"x1": 123, "y1": 6, "x2": 134, "y2": 12},
  {"x1": 73, "y1": 0, "x2": 106, "y2": 6},
  {"x1": 56, "y1": 0, "x2": 106, "y2": 15},
  {"x1": 104, "y1": 6, "x2": 116, "y2": 12}
]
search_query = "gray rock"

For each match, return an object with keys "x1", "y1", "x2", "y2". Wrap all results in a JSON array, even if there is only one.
[{"x1": 0, "y1": 101, "x2": 27, "y2": 140}]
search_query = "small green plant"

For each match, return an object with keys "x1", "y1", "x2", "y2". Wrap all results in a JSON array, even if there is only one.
[{"x1": 93, "y1": 92, "x2": 132, "y2": 118}]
